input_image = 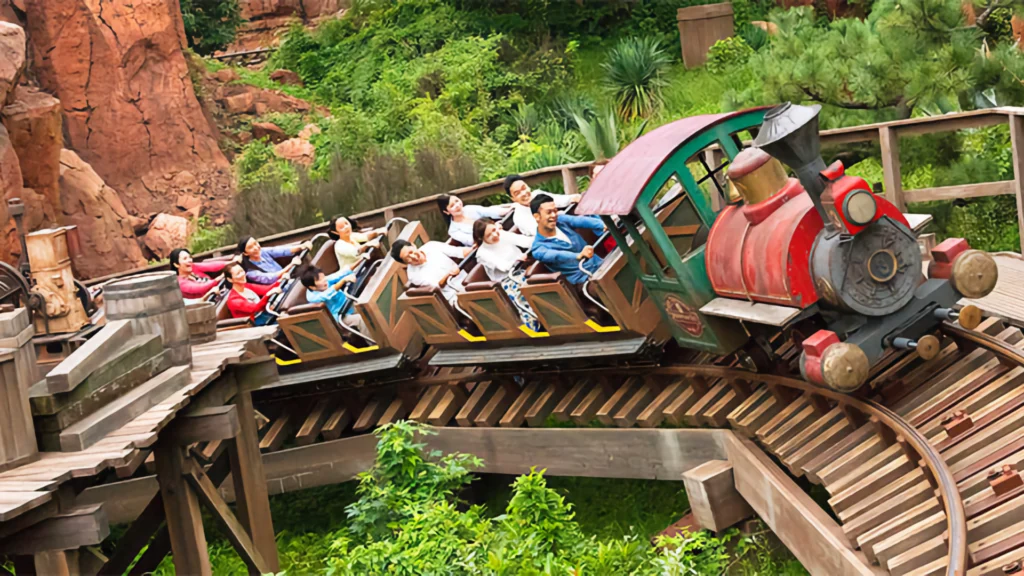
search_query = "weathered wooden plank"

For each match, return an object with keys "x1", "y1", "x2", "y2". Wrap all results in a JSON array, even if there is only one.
[
  {"x1": 154, "y1": 440, "x2": 209, "y2": 576},
  {"x1": 44, "y1": 321, "x2": 134, "y2": 394},
  {"x1": 57, "y1": 365, "x2": 191, "y2": 452},
  {"x1": 168, "y1": 406, "x2": 240, "y2": 445},
  {"x1": 230, "y1": 389, "x2": 279, "y2": 572},
  {"x1": 294, "y1": 399, "x2": 331, "y2": 446},
  {"x1": 724, "y1": 435, "x2": 883, "y2": 576},
  {"x1": 0, "y1": 505, "x2": 108, "y2": 554}
]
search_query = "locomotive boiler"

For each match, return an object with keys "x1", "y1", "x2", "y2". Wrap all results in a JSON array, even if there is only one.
[{"x1": 704, "y1": 103, "x2": 998, "y2": 392}]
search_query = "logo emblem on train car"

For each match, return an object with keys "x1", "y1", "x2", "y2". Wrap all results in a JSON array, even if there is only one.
[{"x1": 663, "y1": 294, "x2": 703, "y2": 336}]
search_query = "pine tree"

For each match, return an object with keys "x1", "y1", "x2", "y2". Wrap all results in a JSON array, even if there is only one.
[{"x1": 746, "y1": 0, "x2": 1024, "y2": 119}]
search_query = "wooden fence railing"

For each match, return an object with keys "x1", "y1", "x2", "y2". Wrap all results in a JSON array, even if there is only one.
[{"x1": 87, "y1": 108, "x2": 1024, "y2": 285}]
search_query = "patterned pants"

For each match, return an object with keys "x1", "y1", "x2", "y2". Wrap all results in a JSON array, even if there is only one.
[{"x1": 501, "y1": 270, "x2": 543, "y2": 332}]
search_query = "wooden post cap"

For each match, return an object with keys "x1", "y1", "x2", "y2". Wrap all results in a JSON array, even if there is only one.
[
  {"x1": 1003, "y1": 561, "x2": 1022, "y2": 574},
  {"x1": 952, "y1": 249, "x2": 998, "y2": 299},
  {"x1": 958, "y1": 304, "x2": 983, "y2": 330},
  {"x1": 916, "y1": 335, "x2": 940, "y2": 360},
  {"x1": 821, "y1": 342, "x2": 869, "y2": 393}
]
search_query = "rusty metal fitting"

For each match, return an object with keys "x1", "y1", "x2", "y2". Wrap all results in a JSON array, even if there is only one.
[
  {"x1": 989, "y1": 465, "x2": 1023, "y2": 496},
  {"x1": 942, "y1": 411, "x2": 973, "y2": 437}
]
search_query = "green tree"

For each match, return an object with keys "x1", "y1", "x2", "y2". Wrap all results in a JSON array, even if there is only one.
[
  {"x1": 748, "y1": 0, "x2": 1024, "y2": 120},
  {"x1": 180, "y1": 0, "x2": 244, "y2": 56}
]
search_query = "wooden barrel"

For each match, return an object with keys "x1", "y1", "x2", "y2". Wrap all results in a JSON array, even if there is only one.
[
  {"x1": 104, "y1": 272, "x2": 192, "y2": 366},
  {"x1": 185, "y1": 302, "x2": 217, "y2": 345}
]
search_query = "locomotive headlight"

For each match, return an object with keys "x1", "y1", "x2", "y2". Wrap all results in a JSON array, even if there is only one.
[{"x1": 843, "y1": 190, "x2": 877, "y2": 226}]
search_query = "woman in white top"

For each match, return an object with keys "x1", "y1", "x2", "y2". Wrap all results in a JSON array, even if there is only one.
[
  {"x1": 472, "y1": 219, "x2": 542, "y2": 332},
  {"x1": 436, "y1": 194, "x2": 511, "y2": 246},
  {"x1": 503, "y1": 173, "x2": 581, "y2": 237},
  {"x1": 328, "y1": 215, "x2": 383, "y2": 271}
]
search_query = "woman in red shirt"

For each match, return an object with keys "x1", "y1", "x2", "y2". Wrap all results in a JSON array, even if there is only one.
[
  {"x1": 224, "y1": 263, "x2": 282, "y2": 325},
  {"x1": 170, "y1": 248, "x2": 240, "y2": 300}
]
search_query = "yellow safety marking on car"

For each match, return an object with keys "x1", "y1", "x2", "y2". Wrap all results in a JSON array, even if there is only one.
[
  {"x1": 458, "y1": 329, "x2": 487, "y2": 342},
  {"x1": 343, "y1": 343, "x2": 380, "y2": 354},
  {"x1": 275, "y1": 355, "x2": 303, "y2": 366},
  {"x1": 585, "y1": 319, "x2": 621, "y2": 333},
  {"x1": 519, "y1": 325, "x2": 550, "y2": 338}
]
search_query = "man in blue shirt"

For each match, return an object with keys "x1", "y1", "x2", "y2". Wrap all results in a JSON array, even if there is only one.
[
  {"x1": 299, "y1": 265, "x2": 368, "y2": 334},
  {"x1": 530, "y1": 193, "x2": 605, "y2": 285},
  {"x1": 237, "y1": 236, "x2": 312, "y2": 284}
]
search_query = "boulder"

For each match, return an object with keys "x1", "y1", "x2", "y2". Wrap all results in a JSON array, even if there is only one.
[
  {"x1": 269, "y1": 69, "x2": 303, "y2": 86},
  {"x1": 214, "y1": 68, "x2": 240, "y2": 83},
  {"x1": 1, "y1": 86, "x2": 62, "y2": 221},
  {"x1": 143, "y1": 213, "x2": 190, "y2": 259},
  {"x1": 298, "y1": 123, "x2": 321, "y2": 141},
  {"x1": 224, "y1": 91, "x2": 256, "y2": 114},
  {"x1": 273, "y1": 138, "x2": 314, "y2": 166},
  {"x1": 252, "y1": 121, "x2": 288, "y2": 143},
  {"x1": 58, "y1": 149, "x2": 147, "y2": 279},
  {"x1": 0, "y1": 21, "x2": 25, "y2": 103},
  {"x1": 23, "y1": 0, "x2": 233, "y2": 220}
]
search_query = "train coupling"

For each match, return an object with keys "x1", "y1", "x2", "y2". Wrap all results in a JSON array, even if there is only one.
[{"x1": 800, "y1": 330, "x2": 869, "y2": 393}]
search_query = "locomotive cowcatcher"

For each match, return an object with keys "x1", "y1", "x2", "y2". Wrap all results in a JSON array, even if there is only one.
[{"x1": 576, "y1": 102, "x2": 998, "y2": 393}]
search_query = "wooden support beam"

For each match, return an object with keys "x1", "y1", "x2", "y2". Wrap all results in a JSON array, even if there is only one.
[
  {"x1": 169, "y1": 406, "x2": 240, "y2": 445},
  {"x1": 0, "y1": 505, "x2": 109, "y2": 554},
  {"x1": 880, "y1": 126, "x2": 905, "y2": 211},
  {"x1": 229, "y1": 389, "x2": 279, "y2": 573},
  {"x1": 321, "y1": 404, "x2": 352, "y2": 440},
  {"x1": 33, "y1": 551, "x2": 73, "y2": 576},
  {"x1": 154, "y1": 440, "x2": 209, "y2": 576},
  {"x1": 724, "y1": 434, "x2": 882, "y2": 576},
  {"x1": 561, "y1": 167, "x2": 579, "y2": 197},
  {"x1": 97, "y1": 491, "x2": 166, "y2": 576},
  {"x1": 1009, "y1": 113, "x2": 1024, "y2": 252},
  {"x1": 295, "y1": 399, "x2": 331, "y2": 446},
  {"x1": 183, "y1": 458, "x2": 268, "y2": 575},
  {"x1": 681, "y1": 460, "x2": 753, "y2": 533}
]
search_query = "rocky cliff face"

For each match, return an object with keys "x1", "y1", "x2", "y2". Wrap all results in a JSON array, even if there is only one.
[
  {"x1": 21, "y1": 0, "x2": 234, "y2": 222},
  {"x1": 0, "y1": 19, "x2": 147, "y2": 279}
]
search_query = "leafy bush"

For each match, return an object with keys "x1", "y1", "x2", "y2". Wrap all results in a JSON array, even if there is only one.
[
  {"x1": 187, "y1": 216, "x2": 233, "y2": 254},
  {"x1": 573, "y1": 108, "x2": 620, "y2": 161},
  {"x1": 603, "y1": 36, "x2": 672, "y2": 120},
  {"x1": 180, "y1": 0, "x2": 243, "y2": 56},
  {"x1": 706, "y1": 36, "x2": 755, "y2": 74}
]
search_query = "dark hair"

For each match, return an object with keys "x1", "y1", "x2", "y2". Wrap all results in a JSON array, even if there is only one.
[
  {"x1": 236, "y1": 236, "x2": 253, "y2": 255},
  {"x1": 503, "y1": 174, "x2": 524, "y2": 195},
  {"x1": 530, "y1": 193, "x2": 554, "y2": 215},
  {"x1": 169, "y1": 248, "x2": 188, "y2": 271},
  {"x1": 299, "y1": 265, "x2": 323, "y2": 288},
  {"x1": 473, "y1": 218, "x2": 495, "y2": 246},
  {"x1": 390, "y1": 239, "x2": 412, "y2": 262},
  {"x1": 327, "y1": 215, "x2": 348, "y2": 240},
  {"x1": 224, "y1": 262, "x2": 245, "y2": 283},
  {"x1": 436, "y1": 194, "x2": 454, "y2": 226}
]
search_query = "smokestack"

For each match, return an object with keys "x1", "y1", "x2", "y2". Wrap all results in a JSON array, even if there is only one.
[{"x1": 753, "y1": 103, "x2": 831, "y2": 226}]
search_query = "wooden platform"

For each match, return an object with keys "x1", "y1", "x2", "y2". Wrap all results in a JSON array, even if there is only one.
[
  {"x1": 961, "y1": 252, "x2": 1024, "y2": 327},
  {"x1": 0, "y1": 326, "x2": 276, "y2": 524}
]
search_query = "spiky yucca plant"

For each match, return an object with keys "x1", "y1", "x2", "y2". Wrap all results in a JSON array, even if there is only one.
[
  {"x1": 602, "y1": 37, "x2": 672, "y2": 121},
  {"x1": 573, "y1": 109, "x2": 620, "y2": 162}
]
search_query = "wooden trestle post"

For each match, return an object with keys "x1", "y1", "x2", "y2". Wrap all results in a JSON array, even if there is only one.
[
  {"x1": 230, "y1": 364, "x2": 279, "y2": 573},
  {"x1": 154, "y1": 439, "x2": 210, "y2": 576}
]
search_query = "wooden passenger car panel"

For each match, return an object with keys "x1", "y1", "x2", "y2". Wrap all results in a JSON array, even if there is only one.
[
  {"x1": 519, "y1": 278, "x2": 591, "y2": 337},
  {"x1": 456, "y1": 288, "x2": 528, "y2": 342},
  {"x1": 353, "y1": 222, "x2": 429, "y2": 355},
  {"x1": 397, "y1": 291, "x2": 466, "y2": 346},
  {"x1": 278, "y1": 309, "x2": 352, "y2": 362}
]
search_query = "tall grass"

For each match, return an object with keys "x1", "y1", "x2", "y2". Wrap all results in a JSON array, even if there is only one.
[{"x1": 602, "y1": 37, "x2": 672, "y2": 121}]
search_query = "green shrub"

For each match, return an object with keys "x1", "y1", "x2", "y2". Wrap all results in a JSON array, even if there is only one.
[
  {"x1": 603, "y1": 36, "x2": 672, "y2": 120},
  {"x1": 180, "y1": 0, "x2": 243, "y2": 56},
  {"x1": 706, "y1": 36, "x2": 755, "y2": 74},
  {"x1": 187, "y1": 216, "x2": 233, "y2": 254}
]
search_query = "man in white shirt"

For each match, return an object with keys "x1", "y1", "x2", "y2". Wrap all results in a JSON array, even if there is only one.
[
  {"x1": 504, "y1": 173, "x2": 581, "y2": 237},
  {"x1": 390, "y1": 239, "x2": 472, "y2": 305}
]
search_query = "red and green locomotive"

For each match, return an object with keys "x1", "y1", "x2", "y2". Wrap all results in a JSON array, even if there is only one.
[{"x1": 577, "y1": 102, "x2": 998, "y2": 393}]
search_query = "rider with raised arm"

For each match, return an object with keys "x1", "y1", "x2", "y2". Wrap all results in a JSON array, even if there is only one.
[
  {"x1": 169, "y1": 248, "x2": 241, "y2": 300},
  {"x1": 237, "y1": 236, "x2": 311, "y2": 285},
  {"x1": 223, "y1": 262, "x2": 281, "y2": 325},
  {"x1": 299, "y1": 265, "x2": 368, "y2": 333},
  {"x1": 328, "y1": 215, "x2": 384, "y2": 272},
  {"x1": 390, "y1": 239, "x2": 472, "y2": 306},
  {"x1": 529, "y1": 194, "x2": 604, "y2": 285}
]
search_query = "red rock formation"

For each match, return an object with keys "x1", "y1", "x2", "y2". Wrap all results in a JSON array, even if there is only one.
[
  {"x1": 1, "y1": 86, "x2": 61, "y2": 227},
  {"x1": 0, "y1": 22, "x2": 24, "y2": 104},
  {"x1": 269, "y1": 69, "x2": 303, "y2": 86},
  {"x1": 240, "y1": 0, "x2": 343, "y2": 21},
  {"x1": 143, "y1": 213, "x2": 189, "y2": 259},
  {"x1": 273, "y1": 138, "x2": 314, "y2": 166},
  {"x1": 58, "y1": 150, "x2": 147, "y2": 279},
  {"x1": 21, "y1": 0, "x2": 234, "y2": 220},
  {"x1": 0, "y1": 124, "x2": 22, "y2": 262},
  {"x1": 252, "y1": 121, "x2": 287, "y2": 143}
]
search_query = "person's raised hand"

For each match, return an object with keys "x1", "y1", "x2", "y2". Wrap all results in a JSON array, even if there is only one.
[
  {"x1": 570, "y1": 194, "x2": 582, "y2": 203},
  {"x1": 300, "y1": 241, "x2": 313, "y2": 252},
  {"x1": 580, "y1": 245, "x2": 595, "y2": 259},
  {"x1": 290, "y1": 256, "x2": 303, "y2": 267},
  {"x1": 461, "y1": 247, "x2": 472, "y2": 258}
]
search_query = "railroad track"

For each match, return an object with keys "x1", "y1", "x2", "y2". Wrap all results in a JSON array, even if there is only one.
[{"x1": 227, "y1": 315, "x2": 1024, "y2": 575}]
